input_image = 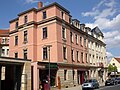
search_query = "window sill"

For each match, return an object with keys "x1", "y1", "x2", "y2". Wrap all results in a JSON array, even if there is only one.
[
  {"x1": 23, "y1": 41, "x2": 28, "y2": 44},
  {"x1": 15, "y1": 44, "x2": 18, "y2": 46},
  {"x1": 62, "y1": 38, "x2": 67, "y2": 42},
  {"x1": 43, "y1": 59, "x2": 48, "y2": 61},
  {"x1": 42, "y1": 37, "x2": 48, "y2": 40}
]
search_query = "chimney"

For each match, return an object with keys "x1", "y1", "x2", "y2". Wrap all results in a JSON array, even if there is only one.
[{"x1": 38, "y1": 2, "x2": 43, "y2": 9}]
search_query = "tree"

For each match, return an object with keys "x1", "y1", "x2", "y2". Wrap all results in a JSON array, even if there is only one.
[{"x1": 108, "y1": 64, "x2": 117, "y2": 73}]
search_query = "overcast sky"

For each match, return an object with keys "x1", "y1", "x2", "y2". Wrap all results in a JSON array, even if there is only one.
[{"x1": 0, "y1": 0, "x2": 120, "y2": 60}]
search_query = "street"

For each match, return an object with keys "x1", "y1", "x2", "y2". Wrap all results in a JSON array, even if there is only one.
[{"x1": 95, "y1": 84, "x2": 120, "y2": 90}]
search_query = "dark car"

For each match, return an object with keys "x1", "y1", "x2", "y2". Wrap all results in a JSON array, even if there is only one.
[
  {"x1": 115, "y1": 77, "x2": 120, "y2": 84},
  {"x1": 105, "y1": 78, "x2": 117, "y2": 86},
  {"x1": 82, "y1": 79, "x2": 99, "y2": 90}
]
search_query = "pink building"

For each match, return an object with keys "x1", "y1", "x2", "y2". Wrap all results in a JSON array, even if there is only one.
[{"x1": 9, "y1": 2, "x2": 94, "y2": 90}]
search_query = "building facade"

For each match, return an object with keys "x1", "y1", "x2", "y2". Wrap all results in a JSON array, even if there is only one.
[
  {"x1": 0, "y1": 29, "x2": 9, "y2": 57},
  {"x1": 109, "y1": 58, "x2": 120, "y2": 73},
  {"x1": 9, "y1": 2, "x2": 107, "y2": 90}
]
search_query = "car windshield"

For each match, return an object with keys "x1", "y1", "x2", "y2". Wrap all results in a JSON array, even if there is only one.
[{"x1": 84, "y1": 79, "x2": 93, "y2": 83}]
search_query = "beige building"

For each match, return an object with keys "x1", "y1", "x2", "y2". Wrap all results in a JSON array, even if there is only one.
[{"x1": 87, "y1": 26, "x2": 108, "y2": 83}]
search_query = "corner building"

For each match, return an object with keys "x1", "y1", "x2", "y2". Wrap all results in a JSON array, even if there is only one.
[{"x1": 9, "y1": 2, "x2": 107, "y2": 89}]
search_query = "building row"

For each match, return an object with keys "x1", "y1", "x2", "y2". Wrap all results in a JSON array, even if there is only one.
[{"x1": 0, "y1": 2, "x2": 108, "y2": 90}]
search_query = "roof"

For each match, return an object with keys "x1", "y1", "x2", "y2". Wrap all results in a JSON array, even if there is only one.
[
  {"x1": 91, "y1": 26, "x2": 103, "y2": 37},
  {"x1": 114, "y1": 58, "x2": 120, "y2": 63},
  {"x1": 0, "y1": 29, "x2": 9, "y2": 36}
]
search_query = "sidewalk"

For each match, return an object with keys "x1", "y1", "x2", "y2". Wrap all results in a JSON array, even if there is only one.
[
  {"x1": 51, "y1": 85, "x2": 82, "y2": 90},
  {"x1": 61, "y1": 85, "x2": 82, "y2": 90}
]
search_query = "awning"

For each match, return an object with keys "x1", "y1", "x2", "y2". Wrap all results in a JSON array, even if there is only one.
[{"x1": 45, "y1": 63, "x2": 58, "y2": 69}]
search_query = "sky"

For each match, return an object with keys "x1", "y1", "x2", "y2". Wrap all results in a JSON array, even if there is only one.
[{"x1": 0, "y1": 0, "x2": 120, "y2": 60}]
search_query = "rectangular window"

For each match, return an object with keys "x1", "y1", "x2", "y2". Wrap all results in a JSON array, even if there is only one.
[
  {"x1": 61, "y1": 11, "x2": 64, "y2": 19},
  {"x1": 64, "y1": 70, "x2": 67, "y2": 80},
  {"x1": 2, "y1": 49, "x2": 5, "y2": 55},
  {"x1": 15, "y1": 36, "x2": 18, "y2": 45},
  {"x1": 70, "y1": 32, "x2": 73, "y2": 43},
  {"x1": 81, "y1": 52, "x2": 83, "y2": 63},
  {"x1": 43, "y1": 27, "x2": 47, "y2": 39},
  {"x1": 16, "y1": 22, "x2": 18, "y2": 29},
  {"x1": 63, "y1": 47, "x2": 67, "y2": 60},
  {"x1": 86, "y1": 53, "x2": 88, "y2": 63},
  {"x1": 75, "y1": 34, "x2": 78, "y2": 44},
  {"x1": 71, "y1": 49, "x2": 74, "y2": 61},
  {"x1": 15, "y1": 52, "x2": 18, "y2": 58},
  {"x1": 77, "y1": 51, "x2": 79, "y2": 62},
  {"x1": 72, "y1": 70, "x2": 75, "y2": 80},
  {"x1": 43, "y1": 11, "x2": 47, "y2": 19},
  {"x1": 84, "y1": 38, "x2": 86, "y2": 47},
  {"x1": 62, "y1": 27, "x2": 66, "y2": 39},
  {"x1": 7, "y1": 49, "x2": 9, "y2": 55},
  {"x1": 23, "y1": 49, "x2": 27, "y2": 59},
  {"x1": 80, "y1": 36, "x2": 82, "y2": 46},
  {"x1": 43, "y1": 47, "x2": 48, "y2": 60},
  {"x1": 24, "y1": 31, "x2": 28, "y2": 43},
  {"x1": 2, "y1": 38, "x2": 5, "y2": 44},
  {"x1": 24, "y1": 15, "x2": 28, "y2": 24}
]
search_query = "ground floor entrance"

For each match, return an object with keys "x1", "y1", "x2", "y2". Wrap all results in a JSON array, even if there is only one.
[
  {"x1": 0, "y1": 65, "x2": 22, "y2": 90},
  {"x1": 0, "y1": 57, "x2": 31, "y2": 90}
]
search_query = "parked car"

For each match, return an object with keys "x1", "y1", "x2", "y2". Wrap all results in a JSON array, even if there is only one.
[
  {"x1": 115, "y1": 77, "x2": 120, "y2": 84},
  {"x1": 82, "y1": 79, "x2": 99, "y2": 90},
  {"x1": 105, "y1": 78, "x2": 117, "y2": 86}
]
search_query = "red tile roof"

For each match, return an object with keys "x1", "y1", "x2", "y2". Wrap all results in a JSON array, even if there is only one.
[
  {"x1": 115, "y1": 58, "x2": 120, "y2": 63},
  {"x1": 0, "y1": 29, "x2": 9, "y2": 36}
]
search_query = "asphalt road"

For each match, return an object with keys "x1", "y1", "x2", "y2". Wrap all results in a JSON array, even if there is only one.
[{"x1": 95, "y1": 84, "x2": 120, "y2": 90}]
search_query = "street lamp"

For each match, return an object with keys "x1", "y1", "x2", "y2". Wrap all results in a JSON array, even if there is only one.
[{"x1": 44, "y1": 45, "x2": 52, "y2": 90}]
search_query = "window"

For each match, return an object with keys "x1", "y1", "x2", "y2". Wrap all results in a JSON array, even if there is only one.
[
  {"x1": 16, "y1": 22, "x2": 18, "y2": 29},
  {"x1": 80, "y1": 36, "x2": 82, "y2": 46},
  {"x1": 15, "y1": 52, "x2": 18, "y2": 58},
  {"x1": 62, "y1": 27, "x2": 66, "y2": 39},
  {"x1": 86, "y1": 53, "x2": 88, "y2": 63},
  {"x1": 77, "y1": 51, "x2": 79, "y2": 62},
  {"x1": 2, "y1": 49, "x2": 5, "y2": 55},
  {"x1": 43, "y1": 47, "x2": 48, "y2": 60},
  {"x1": 43, "y1": 27, "x2": 47, "y2": 39},
  {"x1": 81, "y1": 52, "x2": 83, "y2": 63},
  {"x1": 7, "y1": 49, "x2": 9, "y2": 55},
  {"x1": 24, "y1": 15, "x2": 28, "y2": 24},
  {"x1": 2, "y1": 38, "x2": 5, "y2": 43},
  {"x1": 75, "y1": 34, "x2": 78, "y2": 44},
  {"x1": 24, "y1": 31, "x2": 28, "y2": 43},
  {"x1": 84, "y1": 38, "x2": 86, "y2": 47},
  {"x1": 72, "y1": 70, "x2": 75, "y2": 80},
  {"x1": 64, "y1": 70, "x2": 67, "y2": 80},
  {"x1": 63, "y1": 47, "x2": 67, "y2": 60},
  {"x1": 71, "y1": 49, "x2": 74, "y2": 61},
  {"x1": 23, "y1": 49, "x2": 27, "y2": 59},
  {"x1": 15, "y1": 36, "x2": 18, "y2": 45},
  {"x1": 70, "y1": 32, "x2": 73, "y2": 43},
  {"x1": 61, "y1": 11, "x2": 64, "y2": 19},
  {"x1": 43, "y1": 11, "x2": 47, "y2": 19}
]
